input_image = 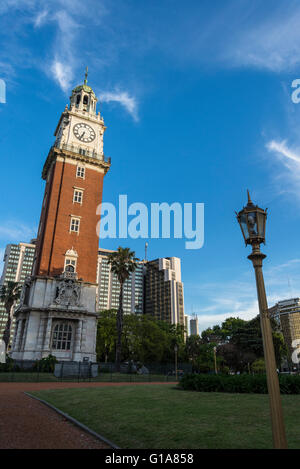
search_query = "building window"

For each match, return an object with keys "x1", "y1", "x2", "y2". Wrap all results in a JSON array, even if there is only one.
[
  {"x1": 65, "y1": 258, "x2": 77, "y2": 272},
  {"x1": 73, "y1": 189, "x2": 83, "y2": 204},
  {"x1": 76, "y1": 166, "x2": 85, "y2": 178},
  {"x1": 83, "y1": 95, "x2": 89, "y2": 105},
  {"x1": 70, "y1": 217, "x2": 80, "y2": 233},
  {"x1": 51, "y1": 323, "x2": 73, "y2": 351}
]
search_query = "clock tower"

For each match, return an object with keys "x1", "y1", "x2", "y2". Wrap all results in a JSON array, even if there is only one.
[{"x1": 11, "y1": 69, "x2": 111, "y2": 362}]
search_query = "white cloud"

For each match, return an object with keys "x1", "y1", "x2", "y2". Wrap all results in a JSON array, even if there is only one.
[
  {"x1": 34, "y1": 9, "x2": 48, "y2": 28},
  {"x1": 194, "y1": 301, "x2": 259, "y2": 333},
  {"x1": 99, "y1": 90, "x2": 139, "y2": 121},
  {"x1": 51, "y1": 59, "x2": 73, "y2": 93}
]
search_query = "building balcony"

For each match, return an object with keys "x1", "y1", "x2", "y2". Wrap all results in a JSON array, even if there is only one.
[
  {"x1": 43, "y1": 143, "x2": 111, "y2": 179},
  {"x1": 55, "y1": 143, "x2": 111, "y2": 164}
]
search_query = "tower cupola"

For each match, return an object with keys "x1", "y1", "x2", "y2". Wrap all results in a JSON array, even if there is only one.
[{"x1": 70, "y1": 67, "x2": 97, "y2": 115}]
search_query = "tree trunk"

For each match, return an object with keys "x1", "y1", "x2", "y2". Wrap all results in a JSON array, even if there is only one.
[
  {"x1": 115, "y1": 282, "x2": 124, "y2": 372},
  {"x1": 2, "y1": 303, "x2": 13, "y2": 352}
]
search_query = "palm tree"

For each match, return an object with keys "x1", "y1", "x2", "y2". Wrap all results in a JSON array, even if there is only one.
[
  {"x1": 0, "y1": 281, "x2": 21, "y2": 353},
  {"x1": 107, "y1": 247, "x2": 139, "y2": 371}
]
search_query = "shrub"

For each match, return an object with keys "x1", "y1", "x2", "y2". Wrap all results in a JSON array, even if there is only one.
[
  {"x1": 33, "y1": 354, "x2": 58, "y2": 373},
  {"x1": 251, "y1": 358, "x2": 266, "y2": 374},
  {"x1": 0, "y1": 355, "x2": 15, "y2": 372},
  {"x1": 178, "y1": 373, "x2": 300, "y2": 394}
]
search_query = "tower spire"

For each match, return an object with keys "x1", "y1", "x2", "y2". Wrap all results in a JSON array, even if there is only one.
[
  {"x1": 84, "y1": 66, "x2": 88, "y2": 85},
  {"x1": 247, "y1": 189, "x2": 254, "y2": 207}
]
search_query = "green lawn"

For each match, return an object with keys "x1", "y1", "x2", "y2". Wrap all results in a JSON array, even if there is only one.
[
  {"x1": 30, "y1": 384, "x2": 300, "y2": 449},
  {"x1": 0, "y1": 372, "x2": 176, "y2": 383}
]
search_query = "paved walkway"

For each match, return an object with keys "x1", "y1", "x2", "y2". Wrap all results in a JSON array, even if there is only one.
[{"x1": 0, "y1": 382, "x2": 169, "y2": 449}]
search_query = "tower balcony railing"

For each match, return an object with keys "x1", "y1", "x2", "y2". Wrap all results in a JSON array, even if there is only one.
[{"x1": 53, "y1": 142, "x2": 111, "y2": 164}]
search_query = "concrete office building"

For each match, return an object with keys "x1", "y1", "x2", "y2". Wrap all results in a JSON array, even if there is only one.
[
  {"x1": 0, "y1": 241, "x2": 36, "y2": 338},
  {"x1": 97, "y1": 248, "x2": 144, "y2": 315},
  {"x1": 190, "y1": 316, "x2": 199, "y2": 336},
  {"x1": 144, "y1": 257, "x2": 185, "y2": 326},
  {"x1": 269, "y1": 298, "x2": 300, "y2": 363}
]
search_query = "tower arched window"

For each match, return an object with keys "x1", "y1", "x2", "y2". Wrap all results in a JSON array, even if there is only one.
[
  {"x1": 83, "y1": 95, "x2": 89, "y2": 105},
  {"x1": 76, "y1": 94, "x2": 81, "y2": 105}
]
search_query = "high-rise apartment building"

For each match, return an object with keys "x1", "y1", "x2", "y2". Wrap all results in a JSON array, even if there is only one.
[
  {"x1": 144, "y1": 257, "x2": 185, "y2": 326},
  {"x1": 190, "y1": 316, "x2": 199, "y2": 336},
  {"x1": 97, "y1": 248, "x2": 144, "y2": 314},
  {"x1": 0, "y1": 241, "x2": 36, "y2": 337},
  {"x1": 269, "y1": 298, "x2": 300, "y2": 363}
]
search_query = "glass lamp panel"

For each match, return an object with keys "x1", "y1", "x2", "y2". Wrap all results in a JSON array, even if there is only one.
[
  {"x1": 257, "y1": 211, "x2": 266, "y2": 239},
  {"x1": 239, "y1": 213, "x2": 249, "y2": 241},
  {"x1": 246, "y1": 212, "x2": 258, "y2": 238}
]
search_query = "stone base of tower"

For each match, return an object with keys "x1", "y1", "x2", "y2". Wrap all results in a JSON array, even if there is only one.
[{"x1": 10, "y1": 274, "x2": 98, "y2": 362}]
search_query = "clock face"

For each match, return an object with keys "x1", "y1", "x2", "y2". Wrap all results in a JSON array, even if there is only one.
[{"x1": 73, "y1": 123, "x2": 96, "y2": 143}]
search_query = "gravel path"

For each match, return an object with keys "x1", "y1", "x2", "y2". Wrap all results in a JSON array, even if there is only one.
[{"x1": 0, "y1": 381, "x2": 168, "y2": 449}]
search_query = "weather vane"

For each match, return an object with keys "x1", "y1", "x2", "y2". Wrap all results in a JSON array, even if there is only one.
[{"x1": 84, "y1": 66, "x2": 88, "y2": 85}]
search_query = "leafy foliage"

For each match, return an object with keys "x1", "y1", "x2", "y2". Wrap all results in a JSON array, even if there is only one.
[
  {"x1": 33, "y1": 354, "x2": 58, "y2": 373},
  {"x1": 96, "y1": 311, "x2": 185, "y2": 364},
  {"x1": 251, "y1": 358, "x2": 266, "y2": 374},
  {"x1": 198, "y1": 315, "x2": 287, "y2": 372}
]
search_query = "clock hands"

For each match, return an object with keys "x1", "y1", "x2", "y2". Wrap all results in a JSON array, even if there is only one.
[{"x1": 73, "y1": 123, "x2": 95, "y2": 142}]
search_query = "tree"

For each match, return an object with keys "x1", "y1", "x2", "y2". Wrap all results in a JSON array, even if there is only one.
[
  {"x1": 0, "y1": 281, "x2": 21, "y2": 352},
  {"x1": 230, "y1": 315, "x2": 286, "y2": 368},
  {"x1": 217, "y1": 343, "x2": 256, "y2": 373},
  {"x1": 96, "y1": 310, "x2": 117, "y2": 362},
  {"x1": 184, "y1": 335, "x2": 203, "y2": 363},
  {"x1": 201, "y1": 325, "x2": 223, "y2": 344},
  {"x1": 220, "y1": 317, "x2": 246, "y2": 340},
  {"x1": 122, "y1": 314, "x2": 168, "y2": 364},
  {"x1": 107, "y1": 247, "x2": 139, "y2": 371},
  {"x1": 155, "y1": 321, "x2": 185, "y2": 362}
]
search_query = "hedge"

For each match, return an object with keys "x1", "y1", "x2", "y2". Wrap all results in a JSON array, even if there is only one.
[{"x1": 178, "y1": 373, "x2": 300, "y2": 394}]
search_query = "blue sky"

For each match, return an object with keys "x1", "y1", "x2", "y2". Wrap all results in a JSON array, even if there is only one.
[{"x1": 2, "y1": 0, "x2": 300, "y2": 331}]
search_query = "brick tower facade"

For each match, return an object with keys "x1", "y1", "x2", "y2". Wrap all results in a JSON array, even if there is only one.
[{"x1": 11, "y1": 70, "x2": 110, "y2": 362}]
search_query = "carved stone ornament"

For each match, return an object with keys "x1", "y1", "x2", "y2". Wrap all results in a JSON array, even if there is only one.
[
  {"x1": 19, "y1": 277, "x2": 32, "y2": 306},
  {"x1": 54, "y1": 278, "x2": 81, "y2": 307}
]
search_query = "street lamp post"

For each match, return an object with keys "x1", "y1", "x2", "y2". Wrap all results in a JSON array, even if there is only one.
[
  {"x1": 236, "y1": 191, "x2": 287, "y2": 449},
  {"x1": 174, "y1": 344, "x2": 178, "y2": 381}
]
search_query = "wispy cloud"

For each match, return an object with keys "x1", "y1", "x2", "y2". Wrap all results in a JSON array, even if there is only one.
[
  {"x1": 99, "y1": 89, "x2": 139, "y2": 121},
  {"x1": 0, "y1": 0, "x2": 107, "y2": 93},
  {"x1": 50, "y1": 59, "x2": 73, "y2": 93},
  {"x1": 33, "y1": 8, "x2": 48, "y2": 28},
  {"x1": 266, "y1": 140, "x2": 300, "y2": 200},
  {"x1": 186, "y1": 257, "x2": 300, "y2": 333},
  {"x1": 267, "y1": 140, "x2": 300, "y2": 164},
  {"x1": 222, "y1": 4, "x2": 300, "y2": 72},
  {"x1": 0, "y1": 221, "x2": 36, "y2": 242}
]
